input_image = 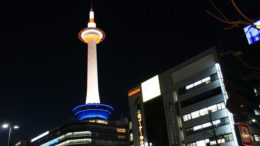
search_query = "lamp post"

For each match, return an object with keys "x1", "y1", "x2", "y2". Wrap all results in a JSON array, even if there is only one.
[{"x1": 2, "y1": 123, "x2": 19, "y2": 146}]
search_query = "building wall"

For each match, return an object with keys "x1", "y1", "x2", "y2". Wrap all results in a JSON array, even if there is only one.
[{"x1": 128, "y1": 47, "x2": 260, "y2": 146}]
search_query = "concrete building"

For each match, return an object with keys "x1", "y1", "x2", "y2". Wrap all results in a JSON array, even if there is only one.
[{"x1": 128, "y1": 47, "x2": 260, "y2": 146}]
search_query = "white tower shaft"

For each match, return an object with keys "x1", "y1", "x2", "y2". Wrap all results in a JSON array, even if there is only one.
[{"x1": 86, "y1": 37, "x2": 100, "y2": 103}]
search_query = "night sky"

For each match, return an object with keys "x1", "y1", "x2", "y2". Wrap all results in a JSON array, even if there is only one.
[{"x1": 0, "y1": 0, "x2": 259, "y2": 145}]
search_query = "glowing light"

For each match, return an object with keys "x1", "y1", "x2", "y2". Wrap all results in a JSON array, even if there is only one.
[
  {"x1": 141, "y1": 75, "x2": 161, "y2": 102},
  {"x1": 80, "y1": 28, "x2": 104, "y2": 44},
  {"x1": 73, "y1": 104, "x2": 113, "y2": 121},
  {"x1": 215, "y1": 63, "x2": 238, "y2": 146},
  {"x1": 83, "y1": 34, "x2": 100, "y2": 43},
  {"x1": 185, "y1": 76, "x2": 211, "y2": 90},
  {"x1": 244, "y1": 19, "x2": 260, "y2": 45},
  {"x1": 56, "y1": 138, "x2": 91, "y2": 146},
  {"x1": 116, "y1": 128, "x2": 126, "y2": 133},
  {"x1": 128, "y1": 88, "x2": 141, "y2": 97},
  {"x1": 13, "y1": 125, "x2": 19, "y2": 129},
  {"x1": 137, "y1": 110, "x2": 144, "y2": 146},
  {"x1": 31, "y1": 131, "x2": 49, "y2": 143},
  {"x1": 2, "y1": 123, "x2": 9, "y2": 129}
]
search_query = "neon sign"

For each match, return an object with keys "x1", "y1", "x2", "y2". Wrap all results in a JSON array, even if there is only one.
[
  {"x1": 137, "y1": 110, "x2": 144, "y2": 146},
  {"x1": 128, "y1": 88, "x2": 141, "y2": 97},
  {"x1": 244, "y1": 19, "x2": 260, "y2": 45}
]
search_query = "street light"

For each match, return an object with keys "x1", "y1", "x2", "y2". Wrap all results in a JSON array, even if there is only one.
[{"x1": 2, "y1": 123, "x2": 19, "y2": 146}]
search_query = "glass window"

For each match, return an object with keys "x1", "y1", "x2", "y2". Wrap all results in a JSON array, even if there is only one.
[
  {"x1": 213, "y1": 119, "x2": 221, "y2": 125},
  {"x1": 208, "y1": 105, "x2": 218, "y2": 112},
  {"x1": 221, "y1": 102, "x2": 225, "y2": 109},
  {"x1": 204, "y1": 139, "x2": 210, "y2": 143},
  {"x1": 254, "y1": 109, "x2": 260, "y2": 116},
  {"x1": 210, "y1": 141, "x2": 216, "y2": 145},
  {"x1": 199, "y1": 108, "x2": 208, "y2": 116},
  {"x1": 196, "y1": 140, "x2": 205, "y2": 146},
  {"x1": 193, "y1": 125, "x2": 202, "y2": 131},
  {"x1": 202, "y1": 122, "x2": 212, "y2": 128},
  {"x1": 194, "y1": 80, "x2": 202, "y2": 86},
  {"x1": 191, "y1": 111, "x2": 200, "y2": 119},
  {"x1": 186, "y1": 84, "x2": 194, "y2": 90},
  {"x1": 183, "y1": 115, "x2": 188, "y2": 121},
  {"x1": 217, "y1": 103, "x2": 222, "y2": 110},
  {"x1": 254, "y1": 135, "x2": 260, "y2": 141}
]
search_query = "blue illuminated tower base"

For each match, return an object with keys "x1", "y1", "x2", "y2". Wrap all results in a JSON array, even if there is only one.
[{"x1": 73, "y1": 103, "x2": 113, "y2": 121}]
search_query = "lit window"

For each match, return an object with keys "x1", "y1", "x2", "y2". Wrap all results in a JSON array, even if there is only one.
[
  {"x1": 210, "y1": 140, "x2": 216, "y2": 145},
  {"x1": 183, "y1": 114, "x2": 191, "y2": 122},
  {"x1": 193, "y1": 125, "x2": 202, "y2": 131},
  {"x1": 130, "y1": 133, "x2": 133, "y2": 142},
  {"x1": 221, "y1": 102, "x2": 225, "y2": 109},
  {"x1": 254, "y1": 135, "x2": 260, "y2": 142},
  {"x1": 199, "y1": 108, "x2": 208, "y2": 116},
  {"x1": 194, "y1": 80, "x2": 202, "y2": 86},
  {"x1": 218, "y1": 138, "x2": 225, "y2": 144},
  {"x1": 254, "y1": 109, "x2": 260, "y2": 116},
  {"x1": 202, "y1": 77, "x2": 210, "y2": 82},
  {"x1": 116, "y1": 128, "x2": 126, "y2": 133},
  {"x1": 196, "y1": 140, "x2": 205, "y2": 145},
  {"x1": 117, "y1": 135, "x2": 126, "y2": 139},
  {"x1": 208, "y1": 105, "x2": 218, "y2": 112},
  {"x1": 129, "y1": 122, "x2": 132, "y2": 129},
  {"x1": 213, "y1": 119, "x2": 221, "y2": 125},
  {"x1": 191, "y1": 111, "x2": 200, "y2": 119},
  {"x1": 186, "y1": 84, "x2": 194, "y2": 90},
  {"x1": 183, "y1": 115, "x2": 188, "y2": 122},
  {"x1": 202, "y1": 122, "x2": 212, "y2": 128}
]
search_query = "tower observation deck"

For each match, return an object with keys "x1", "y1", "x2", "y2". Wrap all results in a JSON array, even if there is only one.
[{"x1": 73, "y1": 8, "x2": 113, "y2": 121}]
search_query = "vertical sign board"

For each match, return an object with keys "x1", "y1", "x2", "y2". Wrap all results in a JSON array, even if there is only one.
[
  {"x1": 238, "y1": 123, "x2": 253, "y2": 146},
  {"x1": 137, "y1": 110, "x2": 144, "y2": 146}
]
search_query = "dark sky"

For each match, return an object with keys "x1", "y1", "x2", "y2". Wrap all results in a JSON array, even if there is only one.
[{"x1": 0, "y1": 0, "x2": 258, "y2": 144}]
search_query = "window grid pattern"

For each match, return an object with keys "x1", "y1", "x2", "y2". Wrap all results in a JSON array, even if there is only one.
[{"x1": 183, "y1": 102, "x2": 225, "y2": 122}]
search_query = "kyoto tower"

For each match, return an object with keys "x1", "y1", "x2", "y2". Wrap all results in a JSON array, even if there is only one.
[{"x1": 73, "y1": 5, "x2": 113, "y2": 121}]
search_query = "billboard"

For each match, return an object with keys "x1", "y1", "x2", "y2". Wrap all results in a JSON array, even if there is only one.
[
  {"x1": 238, "y1": 122, "x2": 253, "y2": 146},
  {"x1": 244, "y1": 19, "x2": 260, "y2": 45},
  {"x1": 141, "y1": 75, "x2": 161, "y2": 102}
]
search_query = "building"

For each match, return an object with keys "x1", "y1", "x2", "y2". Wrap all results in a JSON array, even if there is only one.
[
  {"x1": 128, "y1": 47, "x2": 260, "y2": 146},
  {"x1": 28, "y1": 119, "x2": 128, "y2": 146}
]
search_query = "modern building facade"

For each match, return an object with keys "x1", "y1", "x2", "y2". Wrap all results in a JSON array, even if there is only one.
[
  {"x1": 27, "y1": 119, "x2": 128, "y2": 146},
  {"x1": 128, "y1": 47, "x2": 260, "y2": 146}
]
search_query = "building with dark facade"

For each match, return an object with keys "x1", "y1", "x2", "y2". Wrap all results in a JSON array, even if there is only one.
[
  {"x1": 128, "y1": 47, "x2": 260, "y2": 146},
  {"x1": 27, "y1": 119, "x2": 129, "y2": 146}
]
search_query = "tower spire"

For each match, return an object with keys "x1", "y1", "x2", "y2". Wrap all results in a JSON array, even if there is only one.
[
  {"x1": 91, "y1": 0, "x2": 93, "y2": 10},
  {"x1": 88, "y1": 0, "x2": 96, "y2": 28}
]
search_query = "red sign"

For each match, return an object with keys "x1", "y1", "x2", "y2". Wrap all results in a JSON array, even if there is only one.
[{"x1": 238, "y1": 122, "x2": 253, "y2": 146}]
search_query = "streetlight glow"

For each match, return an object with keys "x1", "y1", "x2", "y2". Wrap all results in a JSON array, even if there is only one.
[
  {"x1": 13, "y1": 125, "x2": 19, "y2": 129},
  {"x1": 2, "y1": 123, "x2": 9, "y2": 129}
]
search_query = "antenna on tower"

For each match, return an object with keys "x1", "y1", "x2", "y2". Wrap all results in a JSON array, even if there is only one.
[{"x1": 90, "y1": 0, "x2": 94, "y2": 10}]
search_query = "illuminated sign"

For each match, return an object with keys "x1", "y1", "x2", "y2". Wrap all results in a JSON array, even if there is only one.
[
  {"x1": 141, "y1": 75, "x2": 161, "y2": 102},
  {"x1": 244, "y1": 19, "x2": 260, "y2": 45},
  {"x1": 128, "y1": 88, "x2": 141, "y2": 97},
  {"x1": 238, "y1": 123, "x2": 253, "y2": 146},
  {"x1": 137, "y1": 110, "x2": 144, "y2": 146}
]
